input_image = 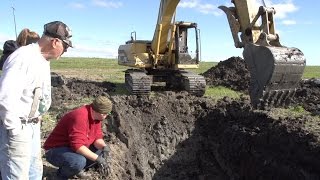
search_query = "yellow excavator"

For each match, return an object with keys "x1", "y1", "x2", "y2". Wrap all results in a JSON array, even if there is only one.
[
  {"x1": 118, "y1": 0, "x2": 206, "y2": 96},
  {"x1": 118, "y1": 0, "x2": 306, "y2": 108},
  {"x1": 219, "y1": 0, "x2": 306, "y2": 108}
]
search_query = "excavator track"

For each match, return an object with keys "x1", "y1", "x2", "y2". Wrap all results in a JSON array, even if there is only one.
[
  {"x1": 125, "y1": 69, "x2": 152, "y2": 95},
  {"x1": 125, "y1": 69, "x2": 206, "y2": 96},
  {"x1": 179, "y1": 71, "x2": 206, "y2": 96}
]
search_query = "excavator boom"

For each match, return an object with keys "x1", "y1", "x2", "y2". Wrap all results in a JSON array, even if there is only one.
[
  {"x1": 151, "y1": 0, "x2": 179, "y2": 55},
  {"x1": 219, "y1": 0, "x2": 306, "y2": 108}
]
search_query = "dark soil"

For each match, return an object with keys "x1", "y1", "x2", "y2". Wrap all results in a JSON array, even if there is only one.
[
  {"x1": 201, "y1": 56, "x2": 250, "y2": 92},
  {"x1": 294, "y1": 79, "x2": 320, "y2": 115},
  {"x1": 42, "y1": 58, "x2": 320, "y2": 180},
  {"x1": 202, "y1": 56, "x2": 320, "y2": 115}
]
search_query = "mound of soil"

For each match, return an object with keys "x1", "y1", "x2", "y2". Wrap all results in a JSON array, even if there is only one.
[
  {"x1": 294, "y1": 79, "x2": 320, "y2": 115},
  {"x1": 51, "y1": 73, "x2": 116, "y2": 110},
  {"x1": 201, "y1": 56, "x2": 250, "y2": 92},
  {"x1": 201, "y1": 58, "x2": 320, "y2": 115},
  {"x1": 42, "y1": 64, "x2": 320, "y2": 179},
  {"x1": 202, "y1": 98, "x2": 320, "y2": 179},
  {"x1": 108, "y1": 94, "x2": 320, "y2": 180}
]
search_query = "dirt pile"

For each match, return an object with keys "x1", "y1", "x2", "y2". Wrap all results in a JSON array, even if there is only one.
[
  {"x1": 201, "y1": 56, "x2": 250, "y2": 92},
  {"x1": 201, "y1": 98, "x2": 320, "y2": 179},
  {"x1": 108, "y1": 92, "x2": 229, "y2": 180},
  {"x1": 294, "y1": 79, "x2": 320, "y2": 115},
  {"x1": 201, "y1": 58, "x2": 320, "y2": 115},
  {"x1": 42, "y1": 65, "x2": 320, "y2": 179},
  {"x1": 51, "y1": 72, "x2": 116, "y2": 110},
  {"x1": 105, "y1": 94, "x2": 320, "y2": 180}
]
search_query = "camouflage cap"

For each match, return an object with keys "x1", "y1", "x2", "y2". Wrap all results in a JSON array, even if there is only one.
[
  {"x1": 92, "y1": 96, "x2": 112, "y2": 114},
  {"x1": 43, "y1": 21, "x2": 73, "y2": 47}
]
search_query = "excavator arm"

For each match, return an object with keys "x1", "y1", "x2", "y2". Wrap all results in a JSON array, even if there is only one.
[
  {"x1": 151, "y1": 0, "x2": 179, "y2": 55},
  {"x1": 150, "y1": 0, "x2": 200, "y2": 68},
  {"x1": 219, "y1": 0, "x2": 306, "y2": 108}
]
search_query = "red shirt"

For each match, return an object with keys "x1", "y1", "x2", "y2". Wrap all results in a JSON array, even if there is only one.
[{"x1": 43, "y1": 105, "x2": 103, "y2": 152}]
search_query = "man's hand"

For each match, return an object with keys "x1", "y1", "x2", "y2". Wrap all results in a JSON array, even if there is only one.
[{"x1": 96, "y1": 155, "x2": 110, "y2": 175}]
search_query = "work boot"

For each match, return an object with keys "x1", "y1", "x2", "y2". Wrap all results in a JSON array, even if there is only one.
[{"x1": 75, "y1": 170, "x2": 91, "y2": 179}]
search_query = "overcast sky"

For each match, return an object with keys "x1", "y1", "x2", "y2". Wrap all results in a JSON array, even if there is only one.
[{"x1": 0, "y1": 0, "x2": 319, "y2": 65}]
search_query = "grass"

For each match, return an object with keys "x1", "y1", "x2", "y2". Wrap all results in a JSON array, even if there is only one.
[
  {"x1": 302, "y1": 66, "x2": 320, "y2": 79},
  {"x1": 1, "y1": 56, "x2": 320, "y2": 99},
  {"x1": 51, "y1": 58, "x2": 127, "y2": 83},
  {"x1": 1, "y1": 56, "x2": 319, "y2": 129},
  {"x1": 49, "y1": 57, "x2": 319, "y2": 100},
  {"x1": 50, "y1": 58, "x2": 229, "y2": 98},
  {"x1": 267, "y1": 106, "x2": 320, "y2": 121},
  {"x1": 204, "y1": 86, "x2": 243, "y2": 100}
]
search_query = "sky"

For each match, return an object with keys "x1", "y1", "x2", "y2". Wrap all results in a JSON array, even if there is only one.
[{"x1": 0, "y1": 0, "x2": 319, "y2": 65}]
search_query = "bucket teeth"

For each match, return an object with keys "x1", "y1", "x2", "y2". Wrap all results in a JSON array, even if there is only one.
[
  {"x1": 243, "y1": 43, "x2": 305, "y2": 109},
  {"x1": 258, "y1": 89, "x2": 296, "y2": 109}
]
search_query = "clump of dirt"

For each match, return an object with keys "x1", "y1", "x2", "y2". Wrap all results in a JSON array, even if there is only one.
[{"x1": 201, "y1": 56, "x2": 250, "y2": 92}]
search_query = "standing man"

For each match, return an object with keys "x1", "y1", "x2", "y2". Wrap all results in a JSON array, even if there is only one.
[
  {"x1": 43, "y1": 96, "x2": 112, "y2": 179},
  {"x1": 0, "y1": 21, "x2": 72, "y2": 180}
]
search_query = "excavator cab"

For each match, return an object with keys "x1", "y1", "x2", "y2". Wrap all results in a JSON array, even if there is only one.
[
  {"x1": 219, "y1": 0, "x2": 306, "y2": 108},
  {"x1": 174, "y1": 21, "x2": 199, "y2": 66}
]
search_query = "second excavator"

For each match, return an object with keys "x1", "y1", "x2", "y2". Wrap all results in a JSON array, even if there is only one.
[{"x1": 219, "y1": 0, "x2": 306, "y2": 108}]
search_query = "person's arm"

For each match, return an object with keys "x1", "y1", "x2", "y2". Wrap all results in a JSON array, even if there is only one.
[
  {"x1": 93, "y1": 138, "x2": 107, "y2": 150},
  {"x1": 76, "y1": 145, "x2": 99, "y2": 161},
  {"x1": 68, "y1": 109, "x2": 93, "y2": 153},
  {"x1": 0, "y1": 54, "x2": 28, "y2": 135},
  {"x1": 93, "y1": 121, "x2": 106, "y2": 150}
]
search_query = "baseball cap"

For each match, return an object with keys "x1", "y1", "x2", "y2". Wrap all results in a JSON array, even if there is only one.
[
  {"x1": 92, "y1": 96, "x2": 113, "y2": 114},
  {"x1": 43, "y1": 21, "x2": 73, "y2": 47}
]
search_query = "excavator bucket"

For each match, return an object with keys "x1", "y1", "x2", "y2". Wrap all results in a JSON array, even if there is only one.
[{"x1": 243, "y1": 43, "x2": 306, "y2": 108}]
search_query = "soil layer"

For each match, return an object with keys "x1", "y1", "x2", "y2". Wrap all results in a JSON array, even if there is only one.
[{"x1": 43, "y1": 58, "x2": 320, "y2": 180}]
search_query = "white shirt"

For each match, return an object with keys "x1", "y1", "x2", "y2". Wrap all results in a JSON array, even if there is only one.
[{"x1": 0, "y1": 43, "x2": 51, "y2": 135}]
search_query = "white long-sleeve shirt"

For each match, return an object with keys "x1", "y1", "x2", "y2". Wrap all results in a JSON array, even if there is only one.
[{"x1": 0, "y1": 43, "x2": 51, "y2": 135}]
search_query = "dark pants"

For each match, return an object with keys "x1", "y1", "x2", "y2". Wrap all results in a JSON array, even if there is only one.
[{"x1": 45, "y1": 145, "x2": 101, "y2": 179}]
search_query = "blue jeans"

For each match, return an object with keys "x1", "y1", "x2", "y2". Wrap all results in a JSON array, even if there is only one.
[
  {"x1": 0, "y1": 122, "x2": 42, "y2": 180},
  {"x1": 45, "y1": 146, "x2": 101, "y2": 179}
]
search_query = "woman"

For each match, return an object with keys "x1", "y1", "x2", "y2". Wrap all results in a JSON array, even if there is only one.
[{"x1": 0, "y1": 28, "x2": 40, "y2": 70}]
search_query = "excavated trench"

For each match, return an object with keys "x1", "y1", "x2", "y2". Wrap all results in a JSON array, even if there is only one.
[{"x1": 42, "y1": 57, "x2": 320, "y2": 180}]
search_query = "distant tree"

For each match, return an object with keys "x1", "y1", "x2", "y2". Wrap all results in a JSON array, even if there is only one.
[{"x1": 0, "y1": 49, "x2": 3, "y2": 55}]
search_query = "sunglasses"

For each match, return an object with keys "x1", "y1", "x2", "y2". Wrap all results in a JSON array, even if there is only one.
[
  {"x1": 60, "y1": 39, "x2": 69, "y2": 51},
  {"x1": 52, "y1": 38, "x2": 69, "y2": 52}
]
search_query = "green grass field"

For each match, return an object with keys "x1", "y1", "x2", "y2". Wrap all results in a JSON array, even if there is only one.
[
  {"x1": 50, "y1": 57, "x2": 320, "y2": 79},
  {"x1": 48, "y1": 57, "x2": 320, "y2": 101},
  {"x1": 1, "y1": 56, "x2": 319, "y2": 117},
  {"x1": 1, "y1": 56, "x2": 319, "y2": 101}
]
